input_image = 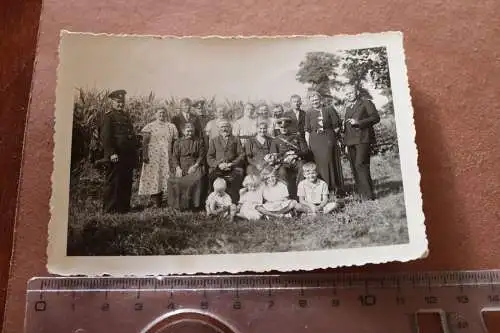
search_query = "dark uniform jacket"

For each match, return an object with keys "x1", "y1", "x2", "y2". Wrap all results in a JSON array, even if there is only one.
[
  {"x1": 172, "y1": 112, "x2": 203, "y2": 139},
  {"x1": 270, "y1": 133, "x2": 309, "y2": 159},
  {"x1": 101, "y1": 110, "x2": 137, "y2": 164},
  {"x1": 207, "y1": 135, "x2": 245, "y2": 170},
  {"x1": 343, "y1": 99, "x2": 380, "y2": 146},
  {"x1": 283, "y1": 109, "x2": 306, "y2": 138}
]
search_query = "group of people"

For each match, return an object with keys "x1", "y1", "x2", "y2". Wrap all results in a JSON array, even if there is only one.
[
  {"x1": 206, "y1": 162, "x2": 340, "y2": 221},
  {"x1": 99, "y1": 87, "x2": 381, "y2": 220}
]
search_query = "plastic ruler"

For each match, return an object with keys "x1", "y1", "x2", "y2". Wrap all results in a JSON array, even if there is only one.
[{"x1": 25, "y1": 270, "x2": 500, "y2": 332}]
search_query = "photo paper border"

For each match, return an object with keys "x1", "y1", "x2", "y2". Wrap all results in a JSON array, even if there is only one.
[{"x1": 47, "y1": 30, "x2": 427, "y2": 275}]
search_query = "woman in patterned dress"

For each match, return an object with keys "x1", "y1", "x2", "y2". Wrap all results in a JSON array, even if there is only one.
[
  {"x1": 138, "y1": 107, "x2": 179, "y2": 207},
  {"x1": 167, "y1": 122, "x2": 207, "y2": 211},
  {"x1": 304, "y1": 91, "x2": 344, "y2": 196}
]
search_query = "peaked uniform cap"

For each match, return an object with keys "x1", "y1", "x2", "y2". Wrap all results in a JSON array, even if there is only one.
[
  {"x1": 276, "y1": 116, "x2": 293, "y2": 126},
  {"x1": 192, "y1": 99, "x2": 205, "y2": 108},
  {"x1": 108, "y1": 90, "x2": 127, "y2": 99}
]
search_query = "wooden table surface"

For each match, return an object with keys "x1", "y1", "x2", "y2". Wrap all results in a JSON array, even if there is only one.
[
  {"x1": 1, "y1": 0, "x2": 500, "y2": 332},
  {"x1": 0, "y1": 0, "x2": 42, "y2": 326}
]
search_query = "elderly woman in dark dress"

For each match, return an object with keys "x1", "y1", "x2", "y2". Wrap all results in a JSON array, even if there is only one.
[
  {"x1": 305, "y1": 91, "x2": 344, "y2": 196},
  {"x1": 167, "y1": 123, "x2": 206, "y2": 211},
  {"x1": 244, "y1": 121, "x2": 273, "y2": 175}
]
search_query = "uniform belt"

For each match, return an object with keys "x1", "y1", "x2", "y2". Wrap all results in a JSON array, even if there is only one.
[{"x1": 313, "y1": 128, "x2": 333, "y2": 134}]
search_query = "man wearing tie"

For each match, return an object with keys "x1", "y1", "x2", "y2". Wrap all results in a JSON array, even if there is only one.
[
  {"x1": 283, "y1": 94, "x2": 306, "y2": 139},
  {"x1": 172, "y1": 98, "x2": 203, "y2": 139},
  {"x1": 206, "y1": 120, "x2": 245, "y2": 203},
  {"x1": 343, "y1": 86, "x2": 381, "y2": 201}
]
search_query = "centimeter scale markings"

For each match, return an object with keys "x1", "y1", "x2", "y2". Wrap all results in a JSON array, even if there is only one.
[{"x1": 25, "y1": 270, "x2": 500, "y2": 333}]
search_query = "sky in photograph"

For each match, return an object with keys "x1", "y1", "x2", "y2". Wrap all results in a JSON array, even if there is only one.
[{"x1": 60, "y1": 34, "x2": 390, "y2": 106}]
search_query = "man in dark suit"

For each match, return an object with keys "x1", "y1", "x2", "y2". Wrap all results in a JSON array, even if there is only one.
[
  {"x1": 284, "y1": 94, "x2": 306, "y2": 138},
  {"x1": 270, "y1": 117, "x2": 310, "y2": 199},
  {"x1": 172, "y1": 97, "x2": 203, "y2": 139},
  {"x1": 101, "y1": 89, "x2": 138, "y2": 213},
  {"x1": 343, "y1": 86, "x2": 381, "y2": 200},
  {"x1": 206, "y1": 120, "x2": 245, "y2": 203}
]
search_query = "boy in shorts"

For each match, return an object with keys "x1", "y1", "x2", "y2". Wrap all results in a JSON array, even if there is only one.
[{"x1": 296, "y1": 162, "x2": 338, "y2": 216}]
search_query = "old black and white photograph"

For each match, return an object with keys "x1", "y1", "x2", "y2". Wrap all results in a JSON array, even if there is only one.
[{"x1": 48, "y1": 31, "x2": 426, "y2": 274}]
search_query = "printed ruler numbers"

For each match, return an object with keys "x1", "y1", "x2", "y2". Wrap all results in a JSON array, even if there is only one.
[{"x1": 25, "y1": 270, "x2": 500, "y2": 333}]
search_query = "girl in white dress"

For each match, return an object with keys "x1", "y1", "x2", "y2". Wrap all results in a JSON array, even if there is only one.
[
  {"x1": 237, "y1": 175, "x2": 264, "y2": 220},
  {"x1": 138, "y1": 107, "x2": 179, "y2": 207},
  {"x1": 256, "y1": 169, "x2": 298, "y2": 218}
]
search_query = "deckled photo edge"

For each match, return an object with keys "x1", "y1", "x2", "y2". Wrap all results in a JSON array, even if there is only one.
[
  {"x1": 59, "y1": 29, "x2": 403, "y2": 41},
  {"x1": 384, "y1": 33, "x2": 427, "y2": 254},
  {"x1": 47, "y1": 30, "x2": 71, "y2": 274},
  {"x1": 51, "y1": 242, "x2": 426, "y2": 276}
]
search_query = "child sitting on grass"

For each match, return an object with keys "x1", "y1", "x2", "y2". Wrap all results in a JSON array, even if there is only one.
[
  {"x1": 237, "y1": 174, "x2": 264, "y2": 220},
  {"x1": 256, "y1": 169, "x2": 298, "y2": 219},
  {"x1": 296, "y1": 162, "x2": 338, "y2": 216},
  {"x1": 206, "y1": 178, "x2": 237, "y2": 221}
]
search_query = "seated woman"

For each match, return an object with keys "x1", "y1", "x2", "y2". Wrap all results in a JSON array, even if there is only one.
[
  {"x1": 255, "y1": 168, "x2": 298, "y2": 219},
  {"x1": 244, "y1": 121, "x2": 272, "y2": 175},
  {"x1": 255, "y1": 103, "x2": 275, "y2": 137},
  {"x1": 167, "y1": 123, "x2": 206, "y2": 211}
]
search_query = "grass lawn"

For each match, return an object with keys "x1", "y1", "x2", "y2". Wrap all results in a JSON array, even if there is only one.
[{"x1": 67, "y1": 152, "x2": 408, "y2": 256}]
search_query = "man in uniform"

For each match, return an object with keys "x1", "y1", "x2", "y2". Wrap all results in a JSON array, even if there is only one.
[
  {"x1": 101, "y1": 89, "x2": 138, "y2": 213},
  {"x1": 270, "y1": 117, "x2": 310, "y2": 199},
  {"x1": 206, "y1": 120, "x2": 245, "y2": 204},
  {"x1": 343, "y1": 86, "x2": 381, "y2": 200},
  {"x1": 269, "y1": 104, "x2": 285, "y2": 137}
]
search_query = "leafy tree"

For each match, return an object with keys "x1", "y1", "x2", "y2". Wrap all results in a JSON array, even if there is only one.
[
  {"x1": 379, "y1": 87, "x2": 394, "y2": 116},
  {"x1": 341, "y1": 47, "x2": 391, "y2": 92},
  {"x1": 296, "y1": 52, "x2": 341, "y2": 97},
  {"x1": 296, "y1": 47, "x2": 391, "y2": 100}
]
